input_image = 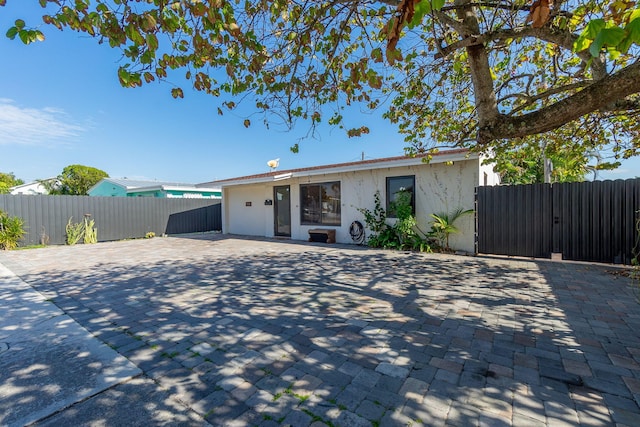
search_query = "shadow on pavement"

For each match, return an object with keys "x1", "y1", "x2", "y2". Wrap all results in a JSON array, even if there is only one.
[{"x1": 1, "y1": 235, "x2": 639, "y2": 426}]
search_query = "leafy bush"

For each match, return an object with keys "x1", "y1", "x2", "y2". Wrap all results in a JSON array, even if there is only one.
[
  {"x1": 358, "y1": 190, "x2": 430, "y2": 252},
  {"x1": 83, "y1": 216, "x2": 98, "y2": 244},
  {"x1": 66, "y1": 215, "x2": 99, "y2": 245},
  {"x1": 428, "y1": 208, "x2": 473, "y2": 252},
  {"x1": 0, "y1": 210, "x2": 26, "y2": 250},
  {"x1": 65, "y1": 217, "x2": 84, "y2": 245}
]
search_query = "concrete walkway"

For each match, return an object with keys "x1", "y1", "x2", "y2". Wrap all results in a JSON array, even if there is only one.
[{"x1": 1, "y1": 234, "x2": 639, "y2": 426}]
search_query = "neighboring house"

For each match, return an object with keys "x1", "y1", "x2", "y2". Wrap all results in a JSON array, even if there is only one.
[
  {"x1": 9, "y1": 179, "x2": 54, "y2": 195},
  {"x1": 89, "y1": 178, "x2": 221, "y2": 199},
  {"x1": 203, "y1": 149, "x2": 499, "y2": 253}
]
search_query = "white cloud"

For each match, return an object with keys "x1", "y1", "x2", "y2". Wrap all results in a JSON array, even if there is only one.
[{"x1": 0, "y1": 99, "x2": 85, "y2": 146}]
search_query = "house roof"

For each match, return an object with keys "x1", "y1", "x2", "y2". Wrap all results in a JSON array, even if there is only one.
[
  {"x1": 100, "y1": 178, "x2": 196, "y2": 189},
  {"x1": 200, "y1": 149, "x2": 474, "y2": 187},
  {"x1": 9, "y1": 178, "x2": 56, "y2": 194},
  {"x1": 91, "y1": 178, "x2": 220, "y2": 193}
]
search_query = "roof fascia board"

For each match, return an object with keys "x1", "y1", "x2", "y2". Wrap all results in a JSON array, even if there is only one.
[{"x1": 219, "y1": 151, "x2": 476, "y2": 187}]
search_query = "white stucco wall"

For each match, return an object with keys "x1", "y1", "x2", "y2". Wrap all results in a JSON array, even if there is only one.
[
  {"x1": 223, "y1": 185, "x2": 270, "y2": 236},
  {"x1": 222, "y1": 157, "x2": 489, "y2": 253},
  {"x1": 479, "y1": 154, "x2": 501, "y2": 186}
]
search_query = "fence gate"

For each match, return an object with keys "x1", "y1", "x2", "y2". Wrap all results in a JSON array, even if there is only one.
[{"x1": 476, "y1": 179, "x2": 640, "y2": 265}]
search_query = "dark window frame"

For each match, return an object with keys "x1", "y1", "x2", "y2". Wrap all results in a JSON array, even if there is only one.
[
  {"x1": 386, "y1": 175, "x2": 416, "y2": 218},
  {"x1": 300, "y1": 181, "x2": 341, "y2": 226}
]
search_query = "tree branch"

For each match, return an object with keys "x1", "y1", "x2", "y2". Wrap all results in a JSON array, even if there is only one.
[
  {"x1": 435, "y1": 25, "x2": 606, "y2": 79},
  {"x1": 506, "y1": 81, "x2": 593, "y2": 115},
  {"x1": 478, "y1": 61, "x2": 640, "y2": 143},
  {"x1": 454, "y1": 0, "x2": 500, "y2": 124}
]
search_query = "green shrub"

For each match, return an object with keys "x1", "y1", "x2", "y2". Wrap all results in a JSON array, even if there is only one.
[
  {"x1": 65, "y1": 217, "x2": 84, "y2": 245},
  {"x1": 428, "y1": 208, "x2": 473, "y2": 252},
  {"x1": 0, "y1": 210, "x2": 26, "y2": 250},
  {"x1": 66, "y1": 215, "x2": 99, "y2": 245},
  {"x1": 358, "y1": 190, "x2": 430, "y2": 252},
  {"x1": 83, "y1": 216, "x2": 97, "y2": 244}
]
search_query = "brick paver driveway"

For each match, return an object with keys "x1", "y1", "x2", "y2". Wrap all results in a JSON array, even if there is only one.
[{"x1": 1, "y1": 234, "x2": 639, "y2": 426}]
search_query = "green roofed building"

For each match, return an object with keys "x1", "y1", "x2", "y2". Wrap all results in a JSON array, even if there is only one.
[{"x1": 88, "y1": 178, "x2": 221, "y2": 199}]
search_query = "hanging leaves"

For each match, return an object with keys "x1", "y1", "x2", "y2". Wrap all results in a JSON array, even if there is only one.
[
  {"x1": 526, "y1": 0, "x2": 553, "y2": 28},
  {"x1": 574, "y1": 8, "x2": 640, "y2": 57},
  {"x1": 4, "y1": 0, "x2": 640, "y2": 161},
  {"x1": 5, "y1": 19, "x2": 45, "y2": 44},
  {"x1": 385, "y1": 0, "x2": 446, "y2": 64},
  {"x1": 386, "y1": 0, "x2": 419, "y2": 52}
]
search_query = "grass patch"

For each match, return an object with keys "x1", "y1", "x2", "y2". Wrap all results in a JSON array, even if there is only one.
[
  {"x1": 301, "y1": 409, "x2": 324, "y2": 424},
  {"x1": 161, "y1": 351, "x2": 179, "y2": 359},
  {"x1": 16, "y1": 244, "x2": 47, "y2": 250}
]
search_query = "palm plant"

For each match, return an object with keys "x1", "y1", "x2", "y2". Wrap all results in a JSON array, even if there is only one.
[
  {"x1": 0, "y1": 210, "x2": 26, "y2": 250},
  {"x1": 429, "y1": 208, "x2": 473, "y2": 251}
]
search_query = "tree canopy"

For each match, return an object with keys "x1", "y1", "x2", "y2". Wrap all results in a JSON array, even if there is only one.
[
  {"x1": 4, "y1": 0, "x2": 640, "y2": 163},
  {"x1": 0, "y1": 172, "x2": 24, "y2": 194},
  {"x1": 43, "y1": 164, "x2": 109, "y2": 195}
]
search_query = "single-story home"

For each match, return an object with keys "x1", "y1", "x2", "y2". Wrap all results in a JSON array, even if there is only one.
[
  {"x1": 89, "y1": 178, "x2": 221, "y2": 199},
  {"x1": 9, "y1": 179, "x2": 55, "y2": 195},
  {"x1": 203, "y1": 149, "x2": 499, "y2": 253}
]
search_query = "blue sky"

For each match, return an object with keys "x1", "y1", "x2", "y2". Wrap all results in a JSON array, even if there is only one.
[{"x1": 1, "y1": 3, "x2": 638, "y2": 184}]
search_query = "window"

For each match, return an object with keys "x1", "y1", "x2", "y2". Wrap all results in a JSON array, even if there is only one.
[
  {"x1": 300, "y1": 181, "x2": 341, "y2": 225},
  {"x1": 386, "y1": 175, "x2": 415, "y2": 217}
]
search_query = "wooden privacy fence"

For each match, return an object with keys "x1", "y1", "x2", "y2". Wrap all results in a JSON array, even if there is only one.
[
  {"x1": 476, "y1": 179, "x2": 640, "y2": 265},
  {"x1": 0, "y1": 195, "x2": 222, "y2": 246}
]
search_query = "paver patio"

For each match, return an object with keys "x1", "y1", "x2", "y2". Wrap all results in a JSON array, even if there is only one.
[{"x1": 1, "y1": 234, "x2": 639, "y2": 426}]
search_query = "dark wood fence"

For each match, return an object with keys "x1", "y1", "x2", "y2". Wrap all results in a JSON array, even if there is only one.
[
  {"x1": 0, "y1": 195, "x2": 221, "y2": 246},
  {"x1": 476, "y1": 179, "x2": 640, "y2": 265}
]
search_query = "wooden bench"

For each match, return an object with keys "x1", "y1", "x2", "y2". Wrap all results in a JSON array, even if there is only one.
[{"x1": 308, "y1": 228, "x2": 336, "y2": 243}]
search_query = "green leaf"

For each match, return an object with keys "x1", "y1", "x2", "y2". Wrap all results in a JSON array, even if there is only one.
[
  {"x1": 589, "y1": 33, "x2": 604, "y2": 57},
  {"x1": 573, "y1": 34, "x2": 590, "y2": 52},
  {"x1": 589, "y1": 27, "x2": 626, "y2": 56},
  {"x1": 14, "y1": 19, "x2": 25, "y2": 29},
  {"x1": 18, "y1": 29, "x2": 29, "y2": 44},
  {"x1": 583, "y1": 19, "x2": 605, "y2": 39},
  {"x1": 146, "y1": 33, "x2": 158, "y2": 51},
  {"x1": 600, "y1": 26, "x2": 626, "y2": 46},
  {"x1": 626, "y1": 17, "x2": 640, "y2": 44},
  {"x1": 5, "y1": 26, "x2": 18, "y2": 40},
  {"x1": 432, "y1": 0, "x2": 446, "y2": 11}
]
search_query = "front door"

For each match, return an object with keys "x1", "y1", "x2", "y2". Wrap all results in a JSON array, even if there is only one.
[{"x1": 274, "y1": 185, "x2": 291, "y2": 236}]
